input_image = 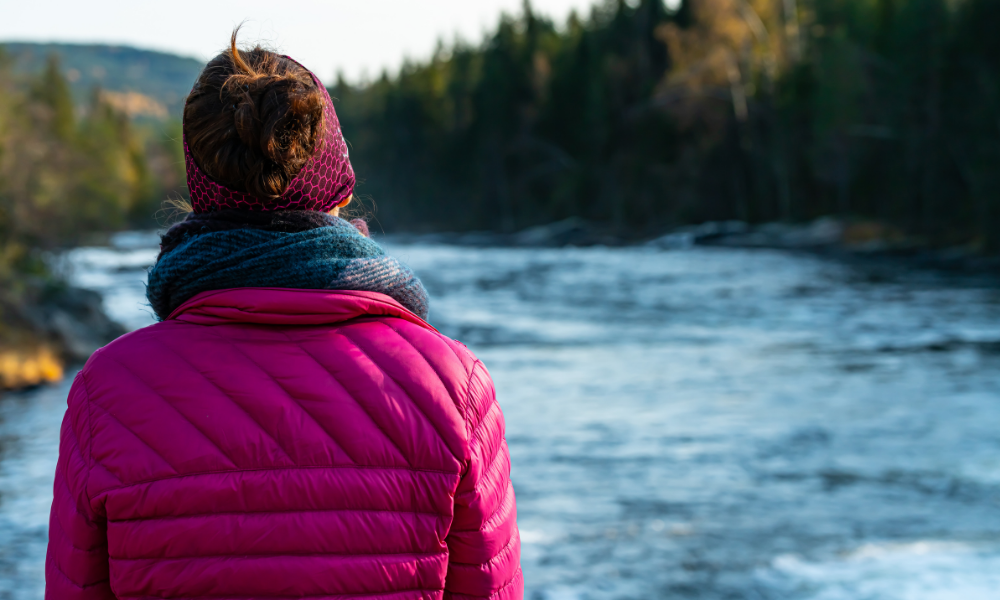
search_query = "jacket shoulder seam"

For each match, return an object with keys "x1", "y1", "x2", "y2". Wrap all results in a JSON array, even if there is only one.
[{"x1": 379, "y1": 321, "x2": 474, "y2": 442}]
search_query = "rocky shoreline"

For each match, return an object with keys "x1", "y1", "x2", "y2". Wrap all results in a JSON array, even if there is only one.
[
  {"x1": 0, "y1": 280, "x2": 125, "y2": 391},
  {"x1": 386, "y1": 217, "x2": 1000, "y2": 274},
  {"x1": 649, "y1": 219, "x2": 1000, "y2": 271}
]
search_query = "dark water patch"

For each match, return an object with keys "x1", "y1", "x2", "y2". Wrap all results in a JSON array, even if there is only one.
[
  {"x1": 618, "y1": 499, "x2": 695, "y2": 518},
  {"x1": 838, "y1": 362, "x2": 879, "y2": 372},
  {"x1": 876, "y1": 338, "x2": 1000, "y2": 355},
  {"x1": 784, "y1": 284, "x2": 830, "y2": 298},
  {"x1": 750, "y1": 467, "x2": 1000, "y2": 504}
]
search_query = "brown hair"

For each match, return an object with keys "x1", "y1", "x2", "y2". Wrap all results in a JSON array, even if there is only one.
[{"x1": 183, "y1": 30, "x2": 326, "y2": 200}]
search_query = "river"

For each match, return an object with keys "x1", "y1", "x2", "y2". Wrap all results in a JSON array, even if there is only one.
[{"x1": 2, "y1": 234, "x2": 1000, "y2": 599}]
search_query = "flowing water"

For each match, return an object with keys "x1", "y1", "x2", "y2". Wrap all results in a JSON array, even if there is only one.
[{"x1": 2, "y1": 234, "x2": 1000, "y2": 599}]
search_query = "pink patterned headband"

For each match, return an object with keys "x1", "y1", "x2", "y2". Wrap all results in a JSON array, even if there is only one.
[{"x1": 184, "y1": 57, "x2": 355, "y2": 214}]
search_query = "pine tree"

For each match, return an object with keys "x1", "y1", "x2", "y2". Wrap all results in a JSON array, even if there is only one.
[{"x1": 31, "y1": 54, "x2": 75, "y2": 140}]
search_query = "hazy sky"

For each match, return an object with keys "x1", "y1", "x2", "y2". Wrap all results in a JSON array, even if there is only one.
[{"x1": 0, "y1": 0, "x2": 658, "y2": 84}]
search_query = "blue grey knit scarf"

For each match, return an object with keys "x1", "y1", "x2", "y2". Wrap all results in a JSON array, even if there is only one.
[{"x1": 147, "y1": 214, "x2": 428, "y2": 321}]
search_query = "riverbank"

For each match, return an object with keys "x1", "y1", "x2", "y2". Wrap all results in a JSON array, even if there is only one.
[
  {"x1": 385, "y1": 216, "x2": 1000, "y2": 275},
  {"x1": 649, "y1": 218, "x2": 1000, "y2": 273},
  {"x1": 0, "y1": 278, "x2": 124, "y2": 391}
]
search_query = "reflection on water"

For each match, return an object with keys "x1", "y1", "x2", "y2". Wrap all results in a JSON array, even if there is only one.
[{"x1": 2, "y1": 238, "x2": 999, "y2": 599}]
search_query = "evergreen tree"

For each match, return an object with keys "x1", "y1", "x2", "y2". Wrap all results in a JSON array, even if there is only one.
[{"x1": 31, "y1": 54, "x2": 75, "y2": 140}]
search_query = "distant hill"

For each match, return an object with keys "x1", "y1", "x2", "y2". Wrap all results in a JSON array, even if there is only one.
[{"x1": 1, "y1": 42, "x2": 204, "y2": 118}]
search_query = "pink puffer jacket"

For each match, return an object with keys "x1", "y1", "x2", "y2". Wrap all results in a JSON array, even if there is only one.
[{"x1": 46, "y1": 288, "x2": 521, "y2": 600}]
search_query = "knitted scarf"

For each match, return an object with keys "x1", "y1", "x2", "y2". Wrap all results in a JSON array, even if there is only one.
[{"x1": 147, "y1": 211, "x2": 428, "y2": 321}]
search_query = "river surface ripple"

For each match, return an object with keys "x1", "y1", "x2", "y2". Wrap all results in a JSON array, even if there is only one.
[{"x1": 2, "y1": 236, "x2": 1000, "y2": 599}]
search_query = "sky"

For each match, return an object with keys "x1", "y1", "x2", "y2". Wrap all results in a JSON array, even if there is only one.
[{"x1": 0, "y1": 0, "x2": 660, "y2": 84}]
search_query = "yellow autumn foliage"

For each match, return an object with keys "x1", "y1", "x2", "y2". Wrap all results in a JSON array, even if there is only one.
[{"x1": 0, "y1": 345, "x2": 64, "y2": 390}]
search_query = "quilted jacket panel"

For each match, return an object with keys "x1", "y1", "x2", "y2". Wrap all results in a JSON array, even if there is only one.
[{"x1": 46, "y1": 289, "x2": 522, "y2": 600}]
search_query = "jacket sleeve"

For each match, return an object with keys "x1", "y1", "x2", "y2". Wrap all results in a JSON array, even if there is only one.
[
  {"x1": 45, "y1": 373, "x2": 114, "y2": 599},
  {"x1": 444, "y1": 360, "x2": 523, "y2": 600}
]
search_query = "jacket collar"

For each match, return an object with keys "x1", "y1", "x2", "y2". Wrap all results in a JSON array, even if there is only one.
[{"x1": 167, "y1": 288, "x2": 436, "y2": 331}]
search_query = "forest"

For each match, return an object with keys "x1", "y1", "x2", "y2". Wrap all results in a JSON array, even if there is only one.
[
  {"x1": 2, "y1": 0, "x2": 999, "y2": 256},
  {"x1": 334, "y1": 0, "x2": 1000, "y2": 250}
]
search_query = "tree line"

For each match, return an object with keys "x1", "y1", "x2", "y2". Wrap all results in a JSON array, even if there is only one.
[{"x1": 334, "y1": 0, "x2": 1000, "y2": 249}]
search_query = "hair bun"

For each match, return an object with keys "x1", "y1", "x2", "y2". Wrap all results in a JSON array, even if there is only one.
[{"x1": 183, "y1": 33, "x2": 326, "y2": 200}]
